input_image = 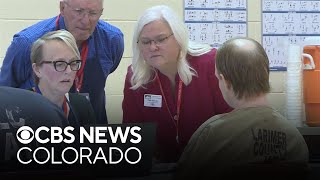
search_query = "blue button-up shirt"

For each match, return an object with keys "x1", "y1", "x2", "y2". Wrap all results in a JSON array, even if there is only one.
[{"x1": 0, "y1": 16, "x2": 124, "y2": 124}]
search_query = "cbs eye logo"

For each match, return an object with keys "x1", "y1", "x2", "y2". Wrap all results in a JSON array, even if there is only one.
[{"x1": 16, "y1": 126, "x2": 34, "y2": 144}]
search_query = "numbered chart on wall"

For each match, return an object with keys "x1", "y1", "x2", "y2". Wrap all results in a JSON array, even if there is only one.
[
  {"x1": 184, "y1": 0, "x2": 247, "y2": 48},
  {"x1": 262, "y1": 0, "x2": 320, "y2": 71}
]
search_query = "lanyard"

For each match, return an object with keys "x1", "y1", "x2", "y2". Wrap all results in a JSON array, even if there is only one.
[
  {"x1": 34, "y1": 86, "x2": 69, "y2": 117},
  {"x1": 62, "y1": 97, "x2": 69, "y2": 117},
  {"x1": 156, "y1": 72, "x2": 183, "y2": 143},
  {"x1": 55, "y1": 15, "x2": 89, "y2": 93},
  {"x1": 75, "y1": 41, "x2": 88, "y2": 92}
]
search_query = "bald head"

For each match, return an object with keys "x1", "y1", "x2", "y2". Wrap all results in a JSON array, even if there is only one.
[
  {"x1": 232, "y1": 38, "x2": 256, "y2": 50},
  {"x1": 215, "y1": 37, "x2": 270, "y2": 100}
]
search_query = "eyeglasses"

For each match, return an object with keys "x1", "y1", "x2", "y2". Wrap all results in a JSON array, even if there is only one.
[
  {"x1": 137, "y1": 33, "x2": 174, "y2": 48},
  {"x1": 41, "y1": 60, "x2": 82, "y2": 72},
  {"x1": 64, "y1": 1, "x2": 103, "y2": 19}
]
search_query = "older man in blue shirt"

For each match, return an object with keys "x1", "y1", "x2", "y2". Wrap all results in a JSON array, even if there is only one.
[{"x1": 0, "y1": 0, "x2": 124, "y2": 124}]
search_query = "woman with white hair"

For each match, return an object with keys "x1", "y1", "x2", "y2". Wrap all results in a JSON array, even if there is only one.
[{"x1": 122, "y1": 5, "x2": 231, "y2": 162}]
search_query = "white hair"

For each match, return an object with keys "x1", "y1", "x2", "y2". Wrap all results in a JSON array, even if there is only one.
[
  {"x1": 62, "y1": 0, "x2": 104, "y2": 4},
  {"x1": 130, "y1": 5, "x2": 212, "y2": 90}
]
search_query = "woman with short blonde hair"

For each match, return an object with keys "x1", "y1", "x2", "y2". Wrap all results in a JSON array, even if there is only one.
[{"x1": 31, "y1": 30, "x2": 95, "y2": 127}]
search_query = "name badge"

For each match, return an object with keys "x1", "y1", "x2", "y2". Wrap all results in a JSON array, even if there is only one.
[{"x1": 144, "y1": 94, "x2": 162, "y2": 108}]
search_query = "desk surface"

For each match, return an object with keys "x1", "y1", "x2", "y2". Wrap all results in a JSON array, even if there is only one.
[
  {"x1": 98, "y1": 163, "x2": 176, "y2": 180},
  {"x1": 298, "y1": 127, "x2": 320, "y2": 135}
]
